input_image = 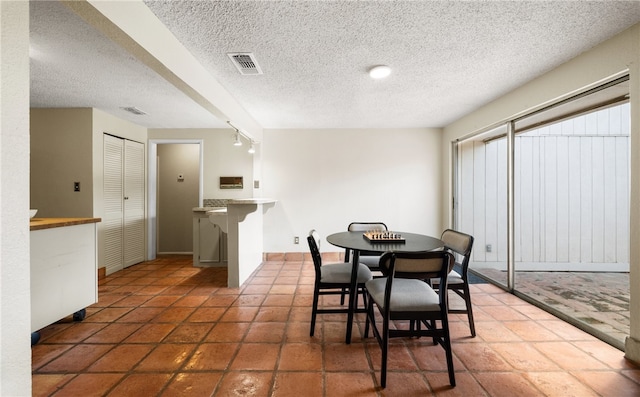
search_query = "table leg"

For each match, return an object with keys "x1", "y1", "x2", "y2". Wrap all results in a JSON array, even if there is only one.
[{"x1": 345, "y1": 250, "x2": 360, "y2": 344}]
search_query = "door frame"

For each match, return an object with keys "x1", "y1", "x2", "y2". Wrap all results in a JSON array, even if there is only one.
[{"x1": 147, "y1": 139, "x2": 204, "y2": 260}]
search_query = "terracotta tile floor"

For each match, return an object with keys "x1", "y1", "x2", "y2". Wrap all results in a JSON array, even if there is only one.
[{"x1": 32, "y1": 255, "x2": 640, "y2": 396}]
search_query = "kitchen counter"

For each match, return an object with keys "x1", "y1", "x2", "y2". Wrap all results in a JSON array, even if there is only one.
[
  {"x1": 30, "y1": 217, "x2": 101, "y2": 231},
  {"x1": 30, "y1": 217, "x2": 100, "y2": 335}
]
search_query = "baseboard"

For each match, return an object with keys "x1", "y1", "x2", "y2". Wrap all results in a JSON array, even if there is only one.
[
  {"x1": 98, "y1": 267, "x2": 106, "y2": 282},
  {"x1": 263, "y1": 252, "x2": 343, "y2": 262}
]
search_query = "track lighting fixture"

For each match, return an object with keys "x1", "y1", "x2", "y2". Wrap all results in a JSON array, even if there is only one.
[
  {"x1": 233, "y1": 131, "x2": 242, "y2": 146},
  {"x1": 227, "y1": 120, "x2": 259, "y2": 153}
]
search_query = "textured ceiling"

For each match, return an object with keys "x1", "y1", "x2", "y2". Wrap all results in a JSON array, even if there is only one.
[
  {"x1": 30, "y1": 1, "x2": 640, "y2": 130},
  {"x1": 29, "y1": 1, "x2": 225, "y2": 129}
]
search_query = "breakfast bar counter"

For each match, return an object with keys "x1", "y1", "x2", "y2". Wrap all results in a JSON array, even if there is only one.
[
  {"x1": 225, "y1": 198, "x2": 277, "y2": 288},
  {"x1": 192, "y1": 199, "x2": 277, "y2": 287}
]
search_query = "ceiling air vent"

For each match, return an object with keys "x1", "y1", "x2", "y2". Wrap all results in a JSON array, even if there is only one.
[
  {"x1": 120, "y1": 106, "x2": 147, "y2": 116},
  {"x1": 227, "y1": 52, "x2": 263, "y2": 75}
]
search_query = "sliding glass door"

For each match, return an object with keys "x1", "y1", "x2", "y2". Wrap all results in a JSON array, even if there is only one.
[
  {"x1": 455, "y1": 125, "x2": 508, "y2": 289},
  {"x1": 513, "y1": 101, "x2": 630, "y2": 348},
  {"x1": 453, "y1": 77, "x2": 630, "y2": 348}
]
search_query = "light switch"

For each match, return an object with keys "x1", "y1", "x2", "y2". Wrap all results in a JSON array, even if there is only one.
[{"x1": 74, "y1": 182, "x2": 80, "y2": 192}]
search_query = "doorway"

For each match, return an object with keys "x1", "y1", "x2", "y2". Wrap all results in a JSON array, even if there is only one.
[{"x1": 148, "y1": 139, "x2": 204, "y2": 259}]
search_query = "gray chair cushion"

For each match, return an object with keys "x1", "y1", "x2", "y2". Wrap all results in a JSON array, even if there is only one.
[
  {"x1": 366, "y1": 278, "x2": 440, "y2": 312},
  {"x1": 359, "y1": 256, "x2": 382, "y2": 267},
  {"x1": 447, "y1": 270, "x2": 463, "y2": 284},
  {"x1": 320, "y1": 262, "x2": 373, "y2": 284},
  {"x1": 431, "y1": 269, "x2": 463, "y2": 285}
]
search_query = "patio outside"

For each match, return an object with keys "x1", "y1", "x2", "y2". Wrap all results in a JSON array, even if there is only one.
[{"x1": 471, "y1": 268, "x2": 629, "y2": 350}]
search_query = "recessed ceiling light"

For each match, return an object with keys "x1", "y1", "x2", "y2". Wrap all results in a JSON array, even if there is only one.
[{"x1": 369, "y1": 65, "x2": 391, "y2": 79}]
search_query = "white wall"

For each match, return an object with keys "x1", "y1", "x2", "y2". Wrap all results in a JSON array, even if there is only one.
[
  {"x1": 0, "y1": 2, "x2": 32, "y2": 395},
  {"x1": 442, "y1": 24, "x2": 640, "y2": 361},
  {"x1": 261, "y1": 128, "x2": 442, "y2": 253}
]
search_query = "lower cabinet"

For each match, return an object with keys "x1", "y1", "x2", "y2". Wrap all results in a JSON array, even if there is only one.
[
  {"x1": 193, "y1": 209, "x2": 227, "y2": 267},
  {"x1": 31, "y1": 220, "x2": 99, "y2": 332}
]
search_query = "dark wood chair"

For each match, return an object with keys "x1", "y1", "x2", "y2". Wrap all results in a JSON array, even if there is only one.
[
  {"x1": 307, "y1": 229, "x2": 373, "y2": 337},
  {"x1": 365, "y1": 251, "x2": 456, "y2": 388},
  {"x1": 344, "y1": 222, "x2": 388, "y2": 272},
  {"x1": 340, "y1": 222, "x2": 389, "y2": 305},
  {"x1": 431, "y1": 229, "x2": 476, "y2": 337}
]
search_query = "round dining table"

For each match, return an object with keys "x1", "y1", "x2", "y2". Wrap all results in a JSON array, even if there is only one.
[{"x1": 326, "y1": 231, "x2": 444, "y2": 343}]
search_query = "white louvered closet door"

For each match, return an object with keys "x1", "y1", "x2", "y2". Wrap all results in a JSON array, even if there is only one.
[
  {"x1": 104, "y1": 135, "x2": 125, "y2": 274},
  {"x1": 103, "y1": 135, "x2": 145, "y2": 274},
  {"x1": 123, "y1": 139, "x2": 145, "y2": 267}
]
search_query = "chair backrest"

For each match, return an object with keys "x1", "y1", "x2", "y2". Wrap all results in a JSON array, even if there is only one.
[
  {"x1": 348, "y1": 222, "x2": 388, "y2": 232},
  {"x1": 307, "y1": 229, "x2": 323, "y2": 279},
  {"x1": 440, "y1": 229, "x2": 474, "y2": 275},
  {"x1": 346, "y1": 222, "x2": 388, "y2": 260},
  {"x1": 379, "y1": 251, "x2": 454, "y2": 308},
  {"x1": 379, "y1": 251, "x2": 453, "y2": 281}
]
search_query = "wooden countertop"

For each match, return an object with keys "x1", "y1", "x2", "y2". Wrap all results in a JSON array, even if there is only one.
[
  {"x1": 30, "y1": 217, "x2": 101, "y2": 231},
  {"x1": 227, "y1": 198, "x2": 277, "y2": 205}
]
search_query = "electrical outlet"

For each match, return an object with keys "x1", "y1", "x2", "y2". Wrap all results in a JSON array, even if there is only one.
[
  {"x1": 294, "y1": 236, "x2": 299, "y2": 244},
  {"x1": 486, "y1": 244, "x2": 492, "y2": 253}
]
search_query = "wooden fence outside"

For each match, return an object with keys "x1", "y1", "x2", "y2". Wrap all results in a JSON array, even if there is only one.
[{"x1": 458, "y1": 103, "x2": 630, "y2": 272}]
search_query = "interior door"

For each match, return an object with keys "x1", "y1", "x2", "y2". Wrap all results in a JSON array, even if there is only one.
[
  {"x1": 124, "y1": 139, "x2": 145, "y2": 267},
  {"x1": 103, "y1": 134, "x2": 124, "y2": 274}
]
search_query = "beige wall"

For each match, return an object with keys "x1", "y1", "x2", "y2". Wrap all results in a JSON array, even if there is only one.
[
  {"x1": 157, "y1": 144, "x2": 200, "y2": 253},
  {"x1": 30, "y1": 108, "x2": 94, "y2": 217},
  {"x1": 441, "y1": 23, "x2": 640, "y2": 362}
]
